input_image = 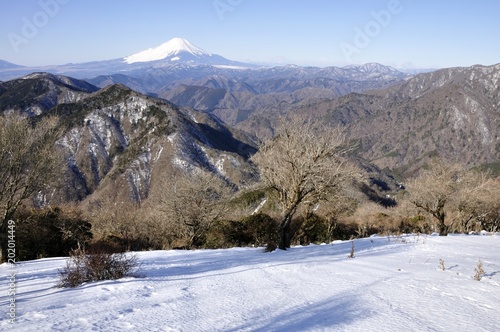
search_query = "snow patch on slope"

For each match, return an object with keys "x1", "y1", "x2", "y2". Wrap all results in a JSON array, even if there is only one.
[
  {"x1": 252, "y1": 198, "x2": 268, "y2": 214},
  {"x1": 451, "y1": 105, "x2": 468, "y2": 130},
  {"x1": 58, "y1": 128, "x2": 82, "y2": 167},
  {"x1": 127, "y1": 149, "x2": 152, "y2": 203},
  {"x1": 464, "y1": 97, "x2": 493, "y2": 145}
]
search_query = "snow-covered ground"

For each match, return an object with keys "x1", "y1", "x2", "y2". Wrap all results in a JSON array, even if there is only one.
[{"x1": 2, "y1": 234, "x2": 499, "y2": 331}]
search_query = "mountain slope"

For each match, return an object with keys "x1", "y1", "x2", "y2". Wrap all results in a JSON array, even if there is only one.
[
  {"x1": 0, "y1": 72, "x2": 98, "y2": 116},
  {"x1": 0, "y1": 59, "x2": 23, "y2": 69},
  {"x1": 34, "y1": 83, "x2": 257, "y2": 204},
  {"x1": 287, "y1": 64, "x2": 500, "y2": 176}
]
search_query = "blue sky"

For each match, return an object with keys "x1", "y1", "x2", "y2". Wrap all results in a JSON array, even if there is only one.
[{"x1": 0, "y1": 0, "x2": 499, "y2": 69}]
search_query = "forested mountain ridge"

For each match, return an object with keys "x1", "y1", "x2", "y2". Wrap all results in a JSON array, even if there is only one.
[{"x1": 242, "y1": 63, "x2": 500, "y2": 177}]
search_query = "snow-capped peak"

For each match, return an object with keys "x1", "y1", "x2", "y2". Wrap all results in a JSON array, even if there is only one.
[{"x1": 124, "y1": 38, "x2": 210, "y2": 64}]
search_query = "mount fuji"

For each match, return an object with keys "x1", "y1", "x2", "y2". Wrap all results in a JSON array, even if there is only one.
[
  {"x1": 123, "y1": 37, "x2": 251, "y2": 68},
  {"x1": 124, "y1": 38, "x2": 209, "y2": 63},
  {"x1": 0, "y1": 38, "x2": 255, "y2": 80}
]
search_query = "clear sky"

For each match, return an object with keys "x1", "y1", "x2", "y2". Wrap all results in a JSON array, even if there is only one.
[{"x1": 0, "y1": 0, "x2": 499, "y2": 69}]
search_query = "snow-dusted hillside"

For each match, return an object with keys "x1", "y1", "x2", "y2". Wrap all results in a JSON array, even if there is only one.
[{"x1": 2, "y1": 234, "x2": 499, "y2": 331}]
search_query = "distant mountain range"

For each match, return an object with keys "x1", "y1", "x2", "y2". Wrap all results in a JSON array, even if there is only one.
[
  {"x1": 260, "y1": 63, "x2": 500, "y2": 177},
  {"x1": 1, "y1": 38, "x2": 498, "y2": 204},
  {"x1": 0, "y1": 38, "x2": 411, "y2": 126},
  {"x1": 0, "y1": 37, "x2": 255, "y2": 81},
  {"x1": 0, "y1": 37, "x2": 421, "y2": 79}
]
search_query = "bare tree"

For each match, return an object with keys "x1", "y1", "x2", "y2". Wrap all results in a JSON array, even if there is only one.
[
  {"x1": 0, "y1": 115, "x2": 64, "y2": 262},
  {"x1": 406, "y1": 160, "x2": 464, "y2": 236},
  {"x1": 251, "y1": 118, "x2": 364, "y2": 250},
  {"x1": 456, "y1": 176, "x2": 500, "y2": 232},
  {"x1": 406, "y1": 159, "x2": 497, "y2": 235},
  {"x1": 87, "y1": 198, "x2": 144, "y2": 249},
  {"x1": 156, "y1": 170, "x2": 233, "y2": 249}
]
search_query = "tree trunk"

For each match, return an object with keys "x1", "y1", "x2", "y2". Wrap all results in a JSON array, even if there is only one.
[
  {"x1": 436, "y1": 212, "x2": 448, "y2": 236},
  {"x1": 0, "y1": 217, "x2": 10, "y2": 263},
  {"x1": 0, "y1": 234, "x2": 7, "y2": 263},
  {"x1": 278, "y1": 214, "x2": 292, "y2": 250},
  {"x1": 438, "y1": 218, "x2": 448, "y2": 236}
]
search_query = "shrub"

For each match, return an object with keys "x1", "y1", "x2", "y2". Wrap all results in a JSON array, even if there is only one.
[
  {"x1": 15, "y1": 206, "x2": 92, "y2": 261},
  {"x1": 473, "y1": 259, "x2": 485, "y2": 281},
  {"x1": 59, "y1": 248, "x2": 138, "y2": 288},
  {"x1": 438, "y1": 258, "x2": 446, "y2": 271},
  {"x1": 294, "y1": 214, "x2": 329, "y2": 245},
  {"x1": 87, "y1": 237, "x2": 130, "y2": 254},
  {"x1": 242, "y1": 213, "x2": 279, "y2": 247},
  {"x1": 348, "y1": 241, "x2": 355, "y2": 258},
  {"x1": 204, "y1": 220, "x2": 251, "y2": 248},
  {"x1": 205, "y1": 214, "x2": 279, "y2": 249},
  {"x1": 399, "y1": 215, "x2": 429, "y2": 234},
  {"x1": 331, "y1": 222, "x2": 359, "y2": 240},
  {"x1": 263, "y1": 242, "x2": 277, "y2": 253}
]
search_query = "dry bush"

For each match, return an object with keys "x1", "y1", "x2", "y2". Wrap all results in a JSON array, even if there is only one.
[
  {"x1": 140, "y1": 206, "x2": 184, "y2": 250},
  {"x1": 342, "y1": 202, "x2": 393, "y2": 235},
  {"x1": 479, "y1": 202, "x2": 500, "y2": 233},
  {"x1": 389, "y1": 199, "x2": 433, "y2": 234},
  {"x1": 14, "y1": 206, "x2": 92, "y2": 261},
  {"x1": 204, "y1": 213, "x2": 279, "y2": 249},
  {"x1": 87, "y1": 200, "x2": 139, "y2": 241},
  {"x1": 438, "y1": 258, "x2": 446, "y2": 271},
  {"x1": 348, "y1": 241, "x2": 355, "y2": 258},
  {"x1": 86, "y1": 199, "x2": 156, "y2": 251},
  {"x1": 338, "y1": 197, "x2": 436, "y2": 238},
  {"x1": 406, "y1": 160, "x2": 464, "y2": 235},
  {"x1": 152, "y1": 170, "x2": 233, "y2": 249},
  {"x1": 293, "y1": 213, "x2": 329, "y2": 245},
  {"x1": 90, "y1": 184, "x2": 258, "y2": 251},
  {"x1": 473, "y1": 259, "x2": 485, "y2": 281},
  {"x1": 59, "y1": 248, "x2": 138, "y2": 288},
  {"x1": 263, "y1": 242, "x2": 277, "y2": 253}
]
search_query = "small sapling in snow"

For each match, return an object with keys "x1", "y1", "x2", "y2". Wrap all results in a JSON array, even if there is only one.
[{"x1": 473, "y1": 259, "x2": 485, "y2": 281}]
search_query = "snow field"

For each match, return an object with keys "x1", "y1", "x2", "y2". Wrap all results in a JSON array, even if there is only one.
[{"x1": 1, "y1": 234, "x2": 499, "y2": 331}]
